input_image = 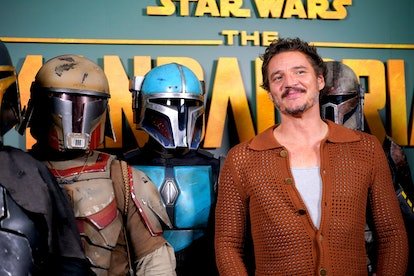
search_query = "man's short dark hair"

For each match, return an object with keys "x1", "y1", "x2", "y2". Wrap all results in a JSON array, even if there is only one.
[{"x1": 260, "y1": 37, "x2": 326, "y2": 91}]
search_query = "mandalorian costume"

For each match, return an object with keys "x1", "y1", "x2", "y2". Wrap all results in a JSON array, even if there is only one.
[
  {"x1": 20, "y1": 54, "x2": 176, "y2": 275},
  {"x1": 127, "y1": 63, "x2": 221, "y2": 275},
  {"x1": 0, "y1": 41, "x2": 87, "y2": 275},
  {"x1": 320, "y1": 60, "x2": 364, "y2": 131},
  {"x1": 382, "y1": 136, "x2": 414, "y2": 276},
  {"x1": 320, "y1": 60, "x2": 413, "y2": 275}
]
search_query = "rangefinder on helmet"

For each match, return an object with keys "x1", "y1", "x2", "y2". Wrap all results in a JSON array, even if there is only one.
[
  {"x1": 320, "y1": 61, "x2": 365, "y2": 131},
  {"x1": 20, "y1": 54, "x2": 115, "y2": 151},
  {"x1": 0, "y1": 41, "x2": 21, "y2": 144},
  {"x1": 130, "y1": 63, "x2": 205, "y2": 150}
]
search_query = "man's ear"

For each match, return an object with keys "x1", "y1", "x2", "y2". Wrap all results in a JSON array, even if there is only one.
[
  {"x1": 318, "y1": 75, "x2": 325, "y2": 91},
  {"x1": 267, "y1": 92, "x2": 273, "y2": 103}
]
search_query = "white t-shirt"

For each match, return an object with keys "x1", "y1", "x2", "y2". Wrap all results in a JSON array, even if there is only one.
[{"x1": 291, "y1": 167, "x2": 322, "y2": 228}]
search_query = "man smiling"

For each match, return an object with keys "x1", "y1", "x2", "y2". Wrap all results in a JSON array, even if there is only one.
[{"x1": 215, "y1": 37, "x2": 408, "y2": 276}]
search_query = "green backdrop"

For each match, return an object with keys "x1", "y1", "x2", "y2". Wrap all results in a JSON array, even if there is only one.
[{"x1": 1, "y1": 0, "x2": 414, "y2": 168}]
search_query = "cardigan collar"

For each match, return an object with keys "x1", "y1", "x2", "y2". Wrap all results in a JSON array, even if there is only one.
[{"x1": 248, "y1": 120, "x2": 361, "y2": 151}]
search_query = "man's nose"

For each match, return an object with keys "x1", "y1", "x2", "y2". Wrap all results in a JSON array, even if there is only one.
[{"x1": 284, "y1": 73, "x2": 298, "y2": 86}]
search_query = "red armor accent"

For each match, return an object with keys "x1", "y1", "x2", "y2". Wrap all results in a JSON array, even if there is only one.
[
  {"x1": 129, "y1": 166, "x2": 168, "y2": 236},
  {"x1": 89, "y1": 122, "x2": 102, "y2": 150},
  {"x1": 77, "y1": 199, "x2": 118, "y2": 232},
  {"x1": 49, "y1": 153, "x2": 111, "y2": 177}
]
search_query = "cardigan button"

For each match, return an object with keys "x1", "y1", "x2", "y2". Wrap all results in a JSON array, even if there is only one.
[
  {"x1": 284, "y1": 178, "x2": 293, "y2": 185},
  {"x1": 279, "y1": 150, "x2": 288, "y2": 157},
  {"x1": 298, "y1": 209, "x2": 306, "y2": 215},
  {"x1": 319, "y1": 268, "x2": 327, "y2": 276}
]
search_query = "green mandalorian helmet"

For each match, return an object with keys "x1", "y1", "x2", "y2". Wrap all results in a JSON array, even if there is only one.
[{"x1": 320, "y1": 61, "x2": 364, "y2": 131}]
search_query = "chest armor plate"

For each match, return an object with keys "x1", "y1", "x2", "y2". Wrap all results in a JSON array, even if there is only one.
[
  {"x1": 0, "y1": 185, "x2": 39, "y2": 275},
  {"x1": 132, "y1": 164, "x2": 215, "y2": 251},
  {"x1": 48, "y1": 152, "x2": 122, "y2": 274}
]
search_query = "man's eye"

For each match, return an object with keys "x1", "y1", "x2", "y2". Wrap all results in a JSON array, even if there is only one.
[{"x1": 273, "y1": 75, "x2": 282, "y2": 81}]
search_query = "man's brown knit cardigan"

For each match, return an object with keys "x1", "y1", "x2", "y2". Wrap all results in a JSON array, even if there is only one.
[{"x1": 215, "y1": 120, "x2": 408, "y2": 276}]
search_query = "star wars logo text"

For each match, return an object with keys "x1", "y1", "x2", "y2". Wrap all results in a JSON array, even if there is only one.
[{"x1": 146, "y1": 0, "x2": 352, "y2": 20}]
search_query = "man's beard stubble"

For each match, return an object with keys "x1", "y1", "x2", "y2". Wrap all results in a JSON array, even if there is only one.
[
  {"x1": 284, "y1": 104, "x2": 308, "y2": 117},
  {"x1": 275, "y1": 87, "x2": 316, "y2": 117}
]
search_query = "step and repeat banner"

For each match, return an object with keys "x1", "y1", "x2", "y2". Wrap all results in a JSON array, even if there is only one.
[{"x1": 1, "y1": 0, "x2": 414, "y2": 160}]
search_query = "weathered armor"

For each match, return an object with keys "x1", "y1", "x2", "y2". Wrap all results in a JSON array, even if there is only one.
[
  {"x1": 0, "y1": 41, "x2": 86, "y2": 275},
  {"x1": 22, "y1": 53, "x2": 175, "y2": 275},
  {"x1": 0, "y1": 41, "x2": 36, "y2": 274},
  {"x1": 125, "y1": 162, "x2": 172, "y2": 236},
  {"x1": 46, "y1": 151, "x2": 121, "y2": 275},
  {"x1": 46, "y1": 150, "x2": 172, "y2": 275},
  {"x1": 0, "y1": 184, "x2": 40, "y2": 275},
  {"x1": 0, "y1": 146, "x2": 87, "y2": 275}
]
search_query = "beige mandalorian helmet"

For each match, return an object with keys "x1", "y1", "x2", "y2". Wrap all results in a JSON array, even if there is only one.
[{"x1": 20, "y1": 54, "x2": 115, "y2": 151}]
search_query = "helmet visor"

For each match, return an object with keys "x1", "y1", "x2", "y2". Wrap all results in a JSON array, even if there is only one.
[
  {"x1": 50, "y1": 93, "x2": 108, "y2": 149},
  {"x1": 0, "y1": 66, "x2": 20, "y2": 136},
  {"x1": 142, "y1": 96, "x2": 204, "y2": 149}
]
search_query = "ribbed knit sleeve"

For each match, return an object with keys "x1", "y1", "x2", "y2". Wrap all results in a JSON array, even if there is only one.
[
  {"x1": 368, "y1": 136, "x2": 408, "y2": 275},
  {"x1": 215, "y1": 145, "x2": 249, "y2": 276}
]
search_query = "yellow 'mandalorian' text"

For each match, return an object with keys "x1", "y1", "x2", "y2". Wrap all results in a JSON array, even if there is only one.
[{"x1": 18, "y1": 55, "x2": 409, "y2": 151}]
